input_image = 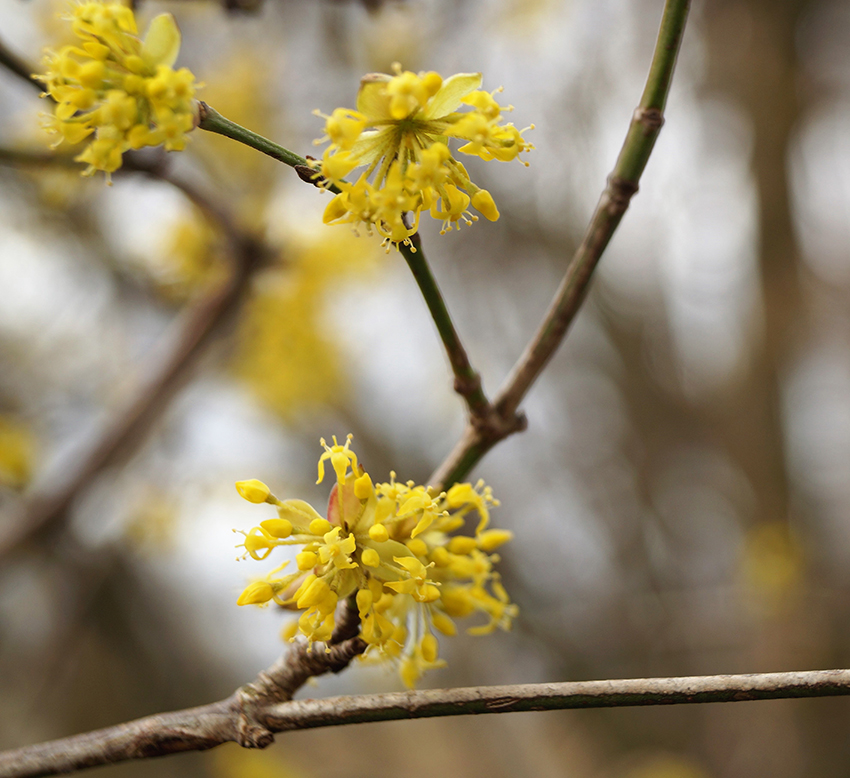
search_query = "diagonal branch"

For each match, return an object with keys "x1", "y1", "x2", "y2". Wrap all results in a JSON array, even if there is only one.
[
  {"x1": 2, "y1": 667, "x2": 848, "y2": 778},
  {"x1": 0, "y1": 38, "x2": 40, "y2": 93},
  {"x1": 399, "y1": 235, "x2": 495, "y2": 421},
  {"x1": 0, "y1": 150, "x2": 267, "y2": 559},
  {"x1": 430, "y1": 0, "x2": 691, "y2": 489},
  {"x1": 197, "y1": 102, "x2": 317, "y2": 181}
]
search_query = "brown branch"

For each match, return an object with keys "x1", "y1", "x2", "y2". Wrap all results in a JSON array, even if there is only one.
[
  {"x1": 265, "y1": 668, "x2": 850, "y2": 729},
  {"x1": 0, "y1": 150, "x2": 267, "y2": 559},
  {"x1": 3, "y1": 667, "x2": 849, "y2": 778},
  {"x1": 0, "y1": 630, "x2": 366, "y2": 778},
  {"x1": 429, "y1": 0, "x2": 691, "y2": 489}
]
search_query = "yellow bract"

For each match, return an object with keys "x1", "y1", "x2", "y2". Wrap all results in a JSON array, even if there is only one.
[
  {"x1": 36, "y1": 2, "x2": 199, "y2": 179},
  {"x1": 315, "y1": 64, "x2": 534, "y2": 250},
  {"x1": 234, "y1": 435, "x2": 517, "y2": 688}
]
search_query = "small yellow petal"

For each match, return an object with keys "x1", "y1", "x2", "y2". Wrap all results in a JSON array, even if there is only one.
[
  {"x1": 354, "y1": 472, "x2": 373, "y2": 499},
  {"x1": 477, "y1": 529, "x2": 513, "y2": 552},
  {"x1": 297, "y1": 551, "x2": 318, "y2": 570},
  {"x1": 237, "y1": 581, "x2": 274, "y2": 606},
  {"x1": 400, "y1": 657, "x2": 419, "y2": 689},
  {"x1": 260, "y1": 519, "x2": 293, "y2": 539},
  {"x1": 368, "y1": 524, "x2": 389, "y2": 543},
  {"x1": 420, "y1": 633, "x2": 439, "y2": 663},
  {"x1": 471, "y1": 189, "x2": 500, "y2": 221},
  {"x1": 309, "y1": 518, "x2": 333, "y2": 536},
  {"x1": 406, "y1": 538, "x2": 428, "y2": 557},
  {"x1": 431, "y1": 611, "x2": 457, "y2": 636},
  {"x1": 447, "y1": 536, "x2": 476, "y2": 555},
  {"x1": 361, "y1": 548, "x2": 380, "y2": 567},
  {"x1": 356, "y1": 588, "x2": 373, "y2": 614},
  {"x1": 141, "y1": 13, "x2": 182, "y2": 69},
  {"x1": 235, "y1": 479, "x2": 271, "y2": 504}
]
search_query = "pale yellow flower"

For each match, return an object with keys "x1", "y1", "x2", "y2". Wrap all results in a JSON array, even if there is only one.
[
  {"x1": 36, "y1": 1, "x2": 199, "y2": 179},
  {"x1": 234, "y1": 435, "x2": 516, "y2": 687},
  {"x1": 315, "y1": 64, "x2": 533, "y2": 249}
]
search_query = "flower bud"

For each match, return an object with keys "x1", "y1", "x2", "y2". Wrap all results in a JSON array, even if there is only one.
[{"x1": 235, "y1": 479, "x2": 271, "y2": 504}]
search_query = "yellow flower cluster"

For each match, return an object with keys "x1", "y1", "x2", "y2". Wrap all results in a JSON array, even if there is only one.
[
  {"x1": 235, "y1": 436, "x2": 517, "y2": 688},
  {"x1": 315, "y1": 64, "x2": 533, "y2": 249},
  {"x1": 36, "y1": 2, "x2": 198, "y2": 179}
]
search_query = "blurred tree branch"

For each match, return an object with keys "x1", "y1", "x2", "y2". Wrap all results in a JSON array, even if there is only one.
[
  {"x1": 0, "y1": 600, "x2": 365, "y2": 778},
  {"x1": 0, "y1": 147, "x2": 269, "y2": 558},
  {"x1": 3, "y1": 667, "x2": 850, "y2": 778},
  {"x1": 0, "y1": 43, "x2": 275, "y2": 558},
  {"x1": 0, "y1": 39, "x2": 40, "y2": 93}
]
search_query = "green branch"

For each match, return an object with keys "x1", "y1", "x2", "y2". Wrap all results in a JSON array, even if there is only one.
[
  {"x1": 430, "y1": 0, "x2": 691, "y2": 489},
  {"x1": 399, "y1": 235, "x2": 491, "y2": 419},
  {"x1": 196, "y1": 102, "x2": 341, "y2": 193}
]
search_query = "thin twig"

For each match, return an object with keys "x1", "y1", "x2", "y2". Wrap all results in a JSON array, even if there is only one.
[
  {"x1": 3, "y1": 667, "x2": 848, "y2": 778},
  {"x1": 429, "y1": 0, "x2": 691, "y2": 489},
  {"x1": 266, "y1": 667, "x2": 850, "y2": 728},
  {"x1": 399, "y1": 235, "x2": 493, "y2": 420},
  {"x1": 196, "y1": 102, "x2": 332, "y2": 186}
]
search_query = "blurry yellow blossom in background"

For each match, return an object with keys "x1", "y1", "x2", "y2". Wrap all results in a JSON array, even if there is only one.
[
  {"x1": 0, "y1": 415, "x2": 36, "y2": 490},
  {"x1": 315, "y1": 65, "x2": 533, "y2": 249},
  {"x1": 191, "y1": 52, "x2": 277, "y2": 225},
  {"x1": 624, "y1": 754, "x2": 711, "y2": 778},
  {"x1": 212, "y1": 747, "x2": 308, "y2": 778},
  {"x1": 149, "y1": 214, "x2": 228, "y2": 303},
  {"x1": 742, "y1": 522, "x2": 805, "y2": 614},
  {"x1": 36, "y1": 1, "x2": 199, "y2": 179},
  {"x1": 138, "y1": 52, "x2": 275, "y2": 302},
  {"x1": 124, "y1": 487, "x2": 179, "y2": 553},
  {"x1": 232, "y1": 232, "x2": 380, "y2": 421},
  {"x1": 234, "y1": 435, "x2": 516, "y2": 688}
]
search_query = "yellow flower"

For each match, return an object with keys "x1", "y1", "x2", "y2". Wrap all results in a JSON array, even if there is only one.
[
  {"x1": 36, "y1": 1, "x2": 199, "y2": 180},
  {"x1": 315, "y1": 64, "x2": 533, "y2": 249},
  {"x1": 235, "y1": 479, "x2": 274, "y2": 504},
  {"x1": 234, "y1": 435, "x2": 517, "y2": 687}
]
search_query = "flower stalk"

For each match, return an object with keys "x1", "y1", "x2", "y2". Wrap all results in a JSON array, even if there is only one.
[
  {"x1": 399, "y1": 235, "x2": 491, "y2": 418},
  {"x1": 197, "y1": 102, "x2": 327, "y2": 183}
]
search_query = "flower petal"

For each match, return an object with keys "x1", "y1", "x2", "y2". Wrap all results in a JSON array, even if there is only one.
[
  {"x1": 356, "y1": 73, "x2": 392, "y2": 120},
  {"x1": 141, "y1": 13, "x2": 181, "y2": 69},
  {"x1": 346, "y1": 128, "x2": 391, "y2": 168},
  {"x1": 422, "y1": 72, "x2": 482, "y2": 120}
]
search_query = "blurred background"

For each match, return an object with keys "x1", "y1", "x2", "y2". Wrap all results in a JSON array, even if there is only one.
[{"x1": 2, "y1": 0, "x2": 850, "y2": 775}]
